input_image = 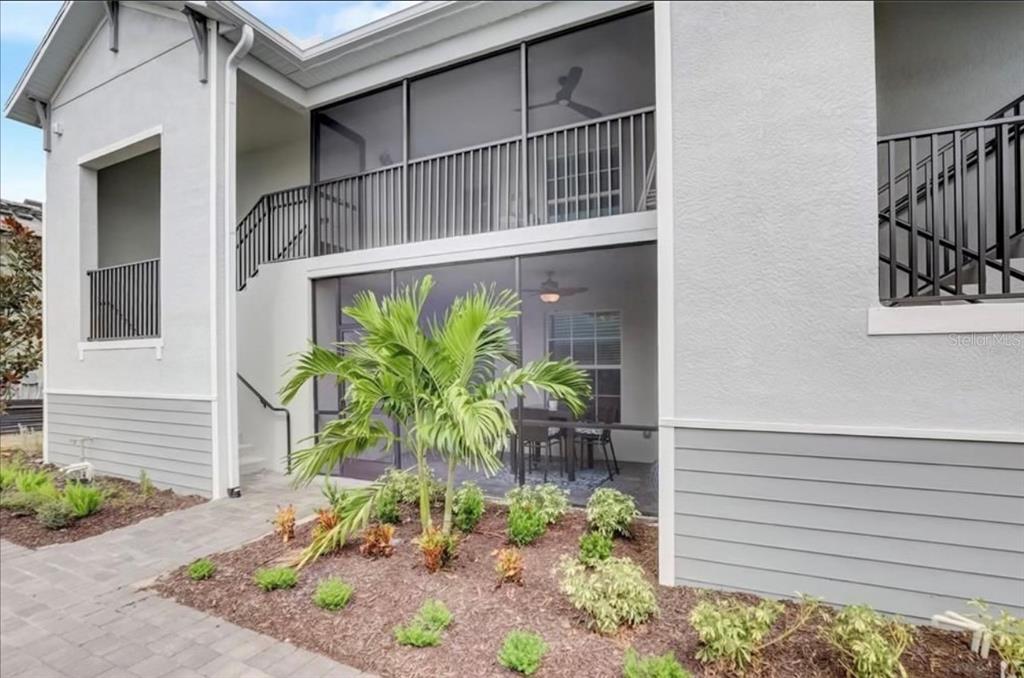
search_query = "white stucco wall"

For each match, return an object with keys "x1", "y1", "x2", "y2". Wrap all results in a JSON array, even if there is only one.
[
  {"x1": 236, "y1": 77, "x2": 309, "y2": 221},
  {"x1": 46, "y1": 5, "x2": 214, "y2": 395},
  {"x1": 874, "y1": 1, "x2": 1024, "y2": 135},
  {"x1": 237, "y1": 142, "x2": 309, "y2": 221},
  {"x1": 236, "y1": 257, "x2": 312, "y2": 472},
  {"x1": 668, "y1": 2, "x2": 1023, "y2": 436},
  {"x1": 97, "y1": 149, "x2": 161, "y2": 267}
]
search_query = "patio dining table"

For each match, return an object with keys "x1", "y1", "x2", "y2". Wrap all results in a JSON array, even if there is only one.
[{"x1": 515, "y1": 408, "x2": 657, "y2": 482}]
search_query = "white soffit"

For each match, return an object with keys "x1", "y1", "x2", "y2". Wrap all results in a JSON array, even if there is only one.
[{"x1": 6, "y1": 0, "x2": 647, "y2": 126}]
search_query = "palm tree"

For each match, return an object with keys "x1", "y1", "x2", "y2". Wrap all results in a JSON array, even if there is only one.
[{"x1": 280, "y1": 275, "x2": 590, "y2": 543}]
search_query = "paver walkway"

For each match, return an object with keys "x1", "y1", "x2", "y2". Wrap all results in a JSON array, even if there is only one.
[{"x1": 0, "y1": 472, "x2": 370, "y2": 678}]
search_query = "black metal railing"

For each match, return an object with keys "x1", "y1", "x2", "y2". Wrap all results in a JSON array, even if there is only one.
[
  {"x1": 236, "y1": 109, "x2": 657, "y2": 289},
  {"x1": 87, "y1": 258, "x2": 160, "y2": 340},
  {"x1": 236, "y1": 185, "x2": 311, "y2": 289},
  {"x1": 877, "y1": 102, "x2": 1023, "y2": 305},
  {"x1": 237, "y1": 373, "x2": 291, "y2": 474}
]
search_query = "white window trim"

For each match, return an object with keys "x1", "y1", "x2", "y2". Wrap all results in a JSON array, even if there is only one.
[
  {"x1": 77, "y1": 338, "x2": 164, "y2": 360},
  {"x1": 867, "y1": 303, "x2": 1024, "y2": 335}
]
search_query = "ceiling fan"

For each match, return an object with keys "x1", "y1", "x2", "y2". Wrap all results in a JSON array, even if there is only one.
[
  {"x1": 523, "y1": 271, "x2": 589, "y2": 304},
  {"x1": 521, "y1": 66, "x2": 603, "y2": 120}
]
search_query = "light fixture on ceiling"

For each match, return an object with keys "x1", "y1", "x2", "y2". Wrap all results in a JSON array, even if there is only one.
[{"x1": 524, "y1": 272, "x2": 588, "y2": 304}]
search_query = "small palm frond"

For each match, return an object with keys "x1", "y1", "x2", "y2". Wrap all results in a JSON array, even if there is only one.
[
  {"x1": 280, "y1": 343, "x2": 351, "y2": 404},
  {"x1": 294, "y1": 480, "x2": 387, "y2": 568},
  {"x1": 291, "y1": 417, "x2": 394, "y2": 485},
  {"x1": 478, "y1": 359, "x2": 592, "y2": 416},
  {"x1": 434, "y1": 285, "x2": 520, "y2": 386},
  {"x1": 419, "y1": 386, "x2": 511, "y2": 475}
]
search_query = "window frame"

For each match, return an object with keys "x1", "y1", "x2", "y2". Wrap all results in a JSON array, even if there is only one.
[{"x1": 545, "y1": 308, "x2": 623, "y2": 423}]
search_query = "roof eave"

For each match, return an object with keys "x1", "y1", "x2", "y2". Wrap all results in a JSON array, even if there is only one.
[
  {"x1": 3, "y1": 1, "x2": 73, "y2": 126},
  {"x1": 208, "y1": 0, "x2": 470, "y2": 73}
]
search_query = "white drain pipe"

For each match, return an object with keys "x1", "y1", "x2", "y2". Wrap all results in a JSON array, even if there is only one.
[{"x1": 224, "y1": 24, "x2": 254, "y2": 496}]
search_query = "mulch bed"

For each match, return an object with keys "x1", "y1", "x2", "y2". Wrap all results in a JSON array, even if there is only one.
[
  {"x1": 154, "y1": 502, "x2": 999, "y2": 677},
  {"x1": 0, "y1": 458, "x2": 206, "y2": 548}
]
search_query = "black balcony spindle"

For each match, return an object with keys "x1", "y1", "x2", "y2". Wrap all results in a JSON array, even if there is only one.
[
  {"x1": 887, "y1": 140, "x2": 897, "y2": 298},
  {"x1": 978, "y1": 127, "x2": 988, "y2": 296},
  {"x1": 931, "y1": 134, "x2": 942, "y2": 296},
  {"x1": 908, "y1": 138, "x2": 918, "y2": 296},
  {"x1": 86, "y1": 259, "x2": 159, "y2": 341},
  {"x1": 998, "y1": 123, "x2": 1010, "y2": 293},
  {"x1": 953, "y1": 130, "x2": 964, "y2": 295}
]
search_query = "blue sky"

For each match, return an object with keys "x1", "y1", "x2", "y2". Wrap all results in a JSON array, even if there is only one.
[
  {"x1": 0, "y1": 0, "x2": 417, "y2": 203},
  {"x1": 238, "y1": 1, "x2": 419, "y2": 48},
  {"x1": 0, "y1": 1, "x2": 60, "y2": 203}
]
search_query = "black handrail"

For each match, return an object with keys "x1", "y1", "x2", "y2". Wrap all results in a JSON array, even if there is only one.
[
  {"x1": 988, "y1": 93, "x2": 1024, "y2": 120},
  {"x1": 237, "y1": 373, "x2": 291, "y2": 474},
  {"x1": 876, "y1": 90, "x2": 1022, "y2": 198},
  {"x1": 878, "y1": 115, "x2": 1020, "y2": 201}
]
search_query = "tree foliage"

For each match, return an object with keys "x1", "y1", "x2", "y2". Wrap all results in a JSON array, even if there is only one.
[
  {"x1": 0, "y1": 215, "x2": 42, "y2": 411},
  {"x1": 281, "y1": 276, "x2": 590, "y2": 540}
]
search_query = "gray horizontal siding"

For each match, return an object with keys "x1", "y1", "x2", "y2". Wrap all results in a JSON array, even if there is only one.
[
  {"x1": 46, "y1": 393, "x2": 212, "y2": 496},
  {"x1": 674, "y1": 428, "x2": 1024, "y2": 620}
]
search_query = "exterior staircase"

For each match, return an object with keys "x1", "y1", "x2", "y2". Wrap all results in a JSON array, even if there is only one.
[{"x1": 877, "y1": 94, "x2": 1024, "y2": 304}]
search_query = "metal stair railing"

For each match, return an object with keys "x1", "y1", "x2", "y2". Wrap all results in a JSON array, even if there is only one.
[
  {"x1": 237, "y1": 373, "x2": 291, "y2": 474},
  {"x1": 877, "y1": 105, "x2": 1024, "y2": 304}
]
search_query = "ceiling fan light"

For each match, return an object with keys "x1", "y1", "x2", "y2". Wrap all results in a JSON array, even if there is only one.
[{"x1": 539, "y1": 291, "x2": 561, "y2": 304}]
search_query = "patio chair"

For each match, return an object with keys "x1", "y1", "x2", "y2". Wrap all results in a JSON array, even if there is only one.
[
  {"x1": 520, "y1": 422, "x2": 566, "y2": 482},
  {"x1": 575, "y1": 428, "x2": 619, "y2": 481}
]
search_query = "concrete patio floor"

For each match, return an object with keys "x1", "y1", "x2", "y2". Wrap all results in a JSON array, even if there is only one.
[{"x1": 0, "y1": 472, "x2": 371, "y2": 678}]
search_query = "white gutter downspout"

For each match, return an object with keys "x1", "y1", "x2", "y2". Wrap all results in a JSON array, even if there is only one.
[{"x1": 224, "y1": 25, "x2": 254, "y2": 495}]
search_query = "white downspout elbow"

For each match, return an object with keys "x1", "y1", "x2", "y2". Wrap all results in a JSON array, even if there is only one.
[{"x1": 224, "y1": 24, "x2": 254, "y2": 495}]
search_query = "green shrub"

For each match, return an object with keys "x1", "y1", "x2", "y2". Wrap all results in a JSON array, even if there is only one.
[
  {"x1": 14, "y1": 468, "x2": 56, "y2": 497},
  {"x1": 623, "y1": 649, "x2": 691, "y2": 678},
  {"x1": 253, "y1": 567, "x2": 298, "y2": 591},
  {"x1": 968, "y1": 600, "x2": 1024, "y2": 677},
  {"x1": 313, "y1": 578, "x2": 354, "y2": 611},
  {"x1": 138, "y1": 469, "x2": 155, "y2": 497},
  {"x1": 557, "y1": 556, "x2": 657, "y2": 634},
  {"x1": 505, "y1": 484, "x2": 568, "y2": 525},
  {"x1": 393, "y1": 599, "x2": 453, "y2": 647},
  {"x1": 823, "y1": 605, "x2": 911, "y2": 678},
  {"x1": 586, "y1": 488, "x2": 639, "y2": 537},
  {"x1": 378, "y1": 467, "x2": 443, "y2": 505},
  {"x1": 414, "y1": 599, "x2": 451, "y2": 629},
  {"x1": 374, "y1": 487, "x2": 401, "y2": 524},
  {"x1": 63, "y1": 482, "x2": 104, "y2": 518},
  {"x1": 497, "y1": 630, "x2": 547, "y2": 675},
  {"x1": 0, "y1": 490, "x2": 49, "y2": 516},
  {"x1": 0, "y1": 462, "x2": 21, "y2": 491},
  {"x1": 507, "y1": 503, "x2": 548, "y2": 546},
  {"x1": 187, "y1": 559, "x2": 216, "y2": 581},
  {"x1": 394, "y1": 623, "x2": 442, "y2": 648},
  {"x1": 690, "y1": 597, "x2": 784, "y2": 673},
  {"x1": 452, "y1": 482, "x2": 485, "y2": 532},
  {"x1": 35, "y1": 499, "x2": 76, "y2": 530},
  {"x1": 579, "y1": 531, "x2": 613, "y2": 565}
]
